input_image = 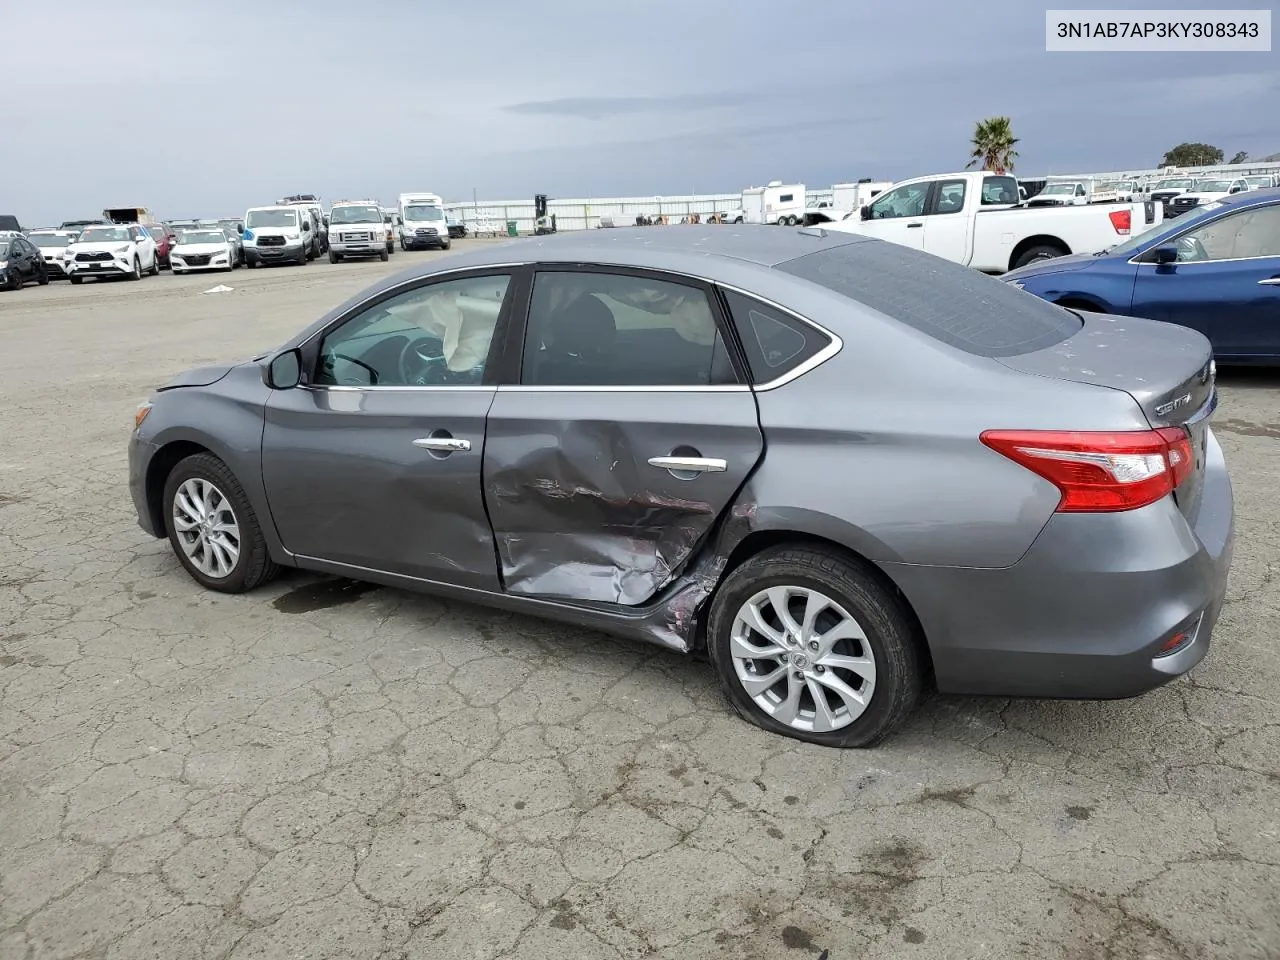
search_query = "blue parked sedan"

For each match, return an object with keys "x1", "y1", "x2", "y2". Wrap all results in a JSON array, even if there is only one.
[{"x1": 1003, "y1": 188, "x2": 1280, "y2": 362}]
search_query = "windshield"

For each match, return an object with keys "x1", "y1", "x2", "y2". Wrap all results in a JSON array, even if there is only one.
[
  {"x1": 1105, "y1": 200, "x2": 1228, "y2": 257},
  {"x1": 329, "y1": 205, "x2": 382, "y2": 225},
  {"x1": 1155, "y1": 179, "x2": 1193, "y2": 190},
  {"x1": 1192, "y1": 180, "x2": 1232, "y2": 193},
  {"x1": 29, "y1": 233, "x2": 71, "y2": 247},
  {"x1": 245, "y1": 209, "x2": 298, "y2": 229},
  {"x1": 178, "y1": 230, "x2": 227, "y2": 244},
  {"x1": 405, "y1": 204, "x2": 445, "y2": 221},
  {"x1": 77, "y1": 226, "x2": 132, "y2": 243},
  {"x1": 1041, "y1": 183, "x2": 1077, "y2": 195}
]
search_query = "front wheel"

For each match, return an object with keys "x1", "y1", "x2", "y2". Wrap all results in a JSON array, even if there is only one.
[
  {"x1": 379, "y1": 248, "x2": 389, "y2": 262},
  {"x1": 329, "y1": 250, "x2": 340, "y2": 264},
  {"x1": 1011, "y1": 244, "x2": 1067, "y2": 270},
  {"x1": 149, "y1": 254, "x2": 160, "y2": 276},
  {"x1": 37, "y1": 268, "x2": 49, "y2": 286},
  {"x1": 441, "y1": 239, "x2": 451, "y2": 251},
  {"x1": 707, "y1": 546, "x2": 925, "y2": 748},
  {"x1": 162, "y1": 453, "x2": 279, "y2": 593},
  {"x1": 70, "y1": 275, "x2": 84, "y2": 285},
  {"x1": 127, "y1": 257, "x2": 141, "y2": 281}
]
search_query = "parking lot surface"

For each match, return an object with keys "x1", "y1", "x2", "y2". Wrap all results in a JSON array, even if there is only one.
[{"x1": 1, "y1": 246, "x2": 1278, "y2": 960}]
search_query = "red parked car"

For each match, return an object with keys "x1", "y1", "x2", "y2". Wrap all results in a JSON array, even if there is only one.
[{"x1": 150, "y1": 224, "x2": 178, "y2": 270}]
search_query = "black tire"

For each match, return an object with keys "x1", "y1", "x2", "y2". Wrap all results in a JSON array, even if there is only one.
[
  {"x1": 162, "y1": 452, "x2": 279, "y2": 594},
  {"x1": 441, "y1": 238, "x2": 451, "y2": 251},
  {"x1": 149, "y1": 254, "x2": 160, "y2": 276},
  {"x1": 127, "y1": 257, "x2": 141, "y2": 281},
  {"x1": 399, "y1": 237, "x2": 407, "y2": 251},
  {"x1": 70, "y1": 275, "x2": 83, "y2": 285},
  {"x1": 329, "y1": 250, "x2": 340, "y2": 264},
  {"x1": 7, "y1": 271, "x2": 22, "y2": 291},
  {"x1": 1012, "y1": 244, "x2": 1067, "y2": 270},
  {"x1": 37, "y1": 266, "x2": 49, "y2": 286},
  {"x1": 297, "y1": 248, "x2": 308, "y2": 266},
  {"x1": 706, "y1": 545, "x2": 925, "y2": 748},
  {"x1": 379, "y1": 248, "x2": 389, "y2": 262}
]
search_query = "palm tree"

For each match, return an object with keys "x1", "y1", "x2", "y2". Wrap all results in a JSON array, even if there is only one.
[{"x1": 965, "y1": 117, "x2": 1019, "y2": 174}]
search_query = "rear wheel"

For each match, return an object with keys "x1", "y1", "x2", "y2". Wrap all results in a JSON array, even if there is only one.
[
  {"x1": 1012, "y1": 244, "x2": 1067, "y2": 269},
  {"x1": 162, "y1": 453, "x2": 279, "y2": 594},
  {"x1": 707, "y1": 545, "x2": 925, "y2": 748}
]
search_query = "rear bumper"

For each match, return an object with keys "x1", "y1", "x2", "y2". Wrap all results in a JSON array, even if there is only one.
[{"x1": 886, "y1": 428, "x2": 1234, "y2": 699}]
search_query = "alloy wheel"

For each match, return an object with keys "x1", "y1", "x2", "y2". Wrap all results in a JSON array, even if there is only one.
[
  {"x1": 171, "y1": 477, "x2": 241, "y2": 579},
  {"x1": 729, "y1": 585, "x2": 876, "y2": 733}
]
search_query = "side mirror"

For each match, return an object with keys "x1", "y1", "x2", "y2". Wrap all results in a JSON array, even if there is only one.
[
  {"x1": 301, "y1": 222, "x2": 311, "y2": 232},
  {"x1": 265, "y1": 349, "x2": 302, "y2": 389},
  {"x1": 322, "y1": 216, "x2": 330, "y2": 227},
  {"x1": 1152, "y1": 245, "x2": 1179, "y2": 265},
  {"x1": 236, "y1": 224, "x2": 244, "y2": 234},
  {"x1": 860, "y1": 205, "x2": 871, "y2": 221}
]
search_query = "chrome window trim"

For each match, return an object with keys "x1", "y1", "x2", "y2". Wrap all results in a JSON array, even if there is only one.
[
  {"x1": 1126, "y1": 202, "x2": 1280, "y2": 266},
  {"x1": 302, "y1": 384, "x2": 495, "y2": 393},
  {"x1": 715, "y1": 281, "x2": 844, "y2": 392},
  {"x1": 289, "y1": 260, "x2": 842, "y2": 394}
]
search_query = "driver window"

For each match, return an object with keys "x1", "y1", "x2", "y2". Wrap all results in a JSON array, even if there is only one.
[
  {"x1": 314, "y1": 273, "x2": 511, "y2": 387},
  {"x1": 1177, "y1": 206, "x2": 1280, "y2": 262},
  {"x1": 868, "y1": 183, "x2": 929, "y2": 220}
]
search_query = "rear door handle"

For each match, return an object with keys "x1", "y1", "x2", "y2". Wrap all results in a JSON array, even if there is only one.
[
  {"x1": 1259, "y1": 277, "x2": 1280, "y2": 286},
  {"x1": 413, "y1": 437, "x2": 471, "y2": 452},
  {"x1": 647, "y1": 456, "x2": 727, "y2": 474}
]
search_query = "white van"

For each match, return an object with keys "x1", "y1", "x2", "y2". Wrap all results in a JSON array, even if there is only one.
[
  {"x1": 242, "y1": 205, "x2": 311, "y2": 267},
  {"x1": 397, "y1": 193, "x2": 451, "y2": 251}
]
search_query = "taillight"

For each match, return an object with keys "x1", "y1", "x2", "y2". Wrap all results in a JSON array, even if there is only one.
[
  {"x1": 1108, "y1": 209, "x2": 1131, "y2": 234},
  {"x1": 980, "y1": 428, "x2": 1193, "y2": 512}
]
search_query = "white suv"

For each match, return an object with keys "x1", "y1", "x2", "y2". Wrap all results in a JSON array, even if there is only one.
[{"x1": 65, "y1": 223, "x2": 159, "y2": 283}]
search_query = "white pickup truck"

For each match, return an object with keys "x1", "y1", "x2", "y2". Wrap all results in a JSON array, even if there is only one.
[{"x1": 824, "y1": 171, "x2": 1163, "y2": 273}]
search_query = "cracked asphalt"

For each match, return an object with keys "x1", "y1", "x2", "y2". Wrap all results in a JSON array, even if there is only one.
[{"x1": 1, "y1": 246, "x2": 1278, "y2": 960}]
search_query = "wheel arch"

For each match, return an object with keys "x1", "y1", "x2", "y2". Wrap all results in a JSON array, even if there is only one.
[
  {"x1": 1008, "y1": 234, "x2": 1071, "y2": 271},
  {"x1": 144, "y1": 438, "x2": 212, "y2": 537},
  {"x1": 694, "y1": 525, "x2": 934, "y2": 682}
]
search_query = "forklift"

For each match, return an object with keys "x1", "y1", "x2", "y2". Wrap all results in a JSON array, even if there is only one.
[{"x1": 533, "y1": 194, "x2": 557, "y2": 235}]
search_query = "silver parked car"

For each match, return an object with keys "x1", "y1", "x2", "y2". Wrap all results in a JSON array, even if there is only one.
[{"x1": 128, "y1": 227, "x2": 1234, "y2": 747}]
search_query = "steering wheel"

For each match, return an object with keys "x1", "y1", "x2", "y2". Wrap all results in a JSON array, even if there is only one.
[
  {"x1": 397, "y1": 336, "x2": 447, "y2": 385},
  {"x1": 1176, "y1": 235, "x2": 1208, "y2": 263}
]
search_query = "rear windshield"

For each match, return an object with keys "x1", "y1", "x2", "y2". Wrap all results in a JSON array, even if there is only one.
[{"x1": 777, "y1": 241, "x2": 1082, "y2": 358}]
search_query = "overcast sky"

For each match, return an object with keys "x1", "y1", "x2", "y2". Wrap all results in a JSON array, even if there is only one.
[{"x1": 9, "y1": 0, "x2": 1275, "y2": 225}]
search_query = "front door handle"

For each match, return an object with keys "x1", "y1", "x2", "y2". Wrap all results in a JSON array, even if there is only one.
[
  {"x1": 1258, "y1": 277, "x2": 1280, "y2": 286},
  {"x1": 413, "y1": 436, "x2": 471, "y2": 452},
  {"x1": 906, "y1": 222, "x2": 924, "y2": 228},
  {"x1": 647, "y1": 456, "x2": 727, "y2": 474}
]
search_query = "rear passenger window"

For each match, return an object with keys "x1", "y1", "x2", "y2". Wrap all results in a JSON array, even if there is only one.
[
  {"x1": 720, "y1": 289, "x2": 832, "y2": 385},
  {"x1": 522, "y1": 271, "x2": 738, "y2": 387}
]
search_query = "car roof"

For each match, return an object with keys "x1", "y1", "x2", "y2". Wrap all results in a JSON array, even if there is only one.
[
  {"x1": 428, "y1": 225, "x2": 870, "y2": 271},
  {"x1": 1207, "y1": 186, "x2": 1280, "y2": 208}
]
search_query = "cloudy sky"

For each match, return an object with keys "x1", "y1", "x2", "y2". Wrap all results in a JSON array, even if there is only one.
[{"x1": 9, "y1": 0, "x2": 1275, "y2": 225}]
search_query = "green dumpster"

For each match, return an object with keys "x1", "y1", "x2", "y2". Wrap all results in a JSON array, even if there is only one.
[{"x1": 506, "y1": 220, "x2": 519, "y2": 237}]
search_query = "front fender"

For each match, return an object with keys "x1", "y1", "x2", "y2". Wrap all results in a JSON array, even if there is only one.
[{"x1": 138, "y1": 369, "x2": 284, "y2": 560}]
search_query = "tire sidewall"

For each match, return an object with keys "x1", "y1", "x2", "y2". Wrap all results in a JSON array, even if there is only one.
[
  {"x1": 162, "y1": 456, "x2": 257, "y2": 592},
  {"x1": 707, "y1": 553, "x2": 919, "y2": 748}
]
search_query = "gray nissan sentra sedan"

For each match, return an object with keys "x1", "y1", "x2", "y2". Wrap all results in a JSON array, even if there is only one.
[{"x1": 128, "y1": 226, "x2": 1234, "y2": 748}]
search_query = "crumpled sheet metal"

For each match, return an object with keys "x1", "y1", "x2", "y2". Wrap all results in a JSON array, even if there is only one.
[{"x1": 485, "y1": 420, "x2": 715, "y2": 607}]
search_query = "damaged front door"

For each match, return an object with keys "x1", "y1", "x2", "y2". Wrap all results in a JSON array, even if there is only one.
[{"x1": 483, "y1": 267, "x2": 764, "y2": 606}]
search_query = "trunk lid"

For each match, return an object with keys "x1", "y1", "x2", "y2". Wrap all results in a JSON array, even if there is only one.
[{"x1": 995, "y1": 311, "x2": 1215, "y2": 522}]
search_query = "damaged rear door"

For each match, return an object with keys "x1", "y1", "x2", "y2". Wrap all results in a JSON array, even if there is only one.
[{"x1": 483, "y1": 266, "x2": 763, "y2": 605}]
